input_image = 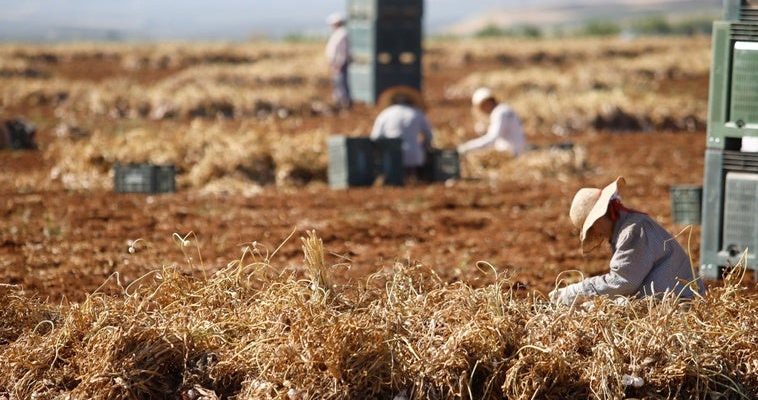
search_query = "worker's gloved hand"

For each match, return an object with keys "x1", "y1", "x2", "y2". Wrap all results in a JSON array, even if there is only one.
[{"x1": 549, "y1": 283, "x2": 583, "y2": 306}]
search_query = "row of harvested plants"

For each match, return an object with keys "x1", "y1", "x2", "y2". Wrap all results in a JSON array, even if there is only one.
[
  {"x1": 47, "y1": 119, "x2": 589, "y2": 191},
  {"x1": 1, "y1": 37, "x2": 708, "y2": 129},
  {"x1": 1, "y1": 37, "x2": 704, "y2": 190},
  {"x1": 0, "y1": 233, "x2": 755, "y2": 399}
]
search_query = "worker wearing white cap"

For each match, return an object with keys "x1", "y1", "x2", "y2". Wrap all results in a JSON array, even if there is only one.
[
  {"x1": 325, "y1": 13, "x2": 352, "y2": 109},
  {"x1": 457, "y1": 87, "x2": 526, "y2": 156},
  {"x1": 549, "y1": 177, "x2": 705, "y2": 306}
]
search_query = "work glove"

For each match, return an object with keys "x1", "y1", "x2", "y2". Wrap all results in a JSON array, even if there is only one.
[{"x1": 549, "y1": 283, "x2": 583, "y2": 306}]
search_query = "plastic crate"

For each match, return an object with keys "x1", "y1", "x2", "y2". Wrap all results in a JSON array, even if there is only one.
[
  {"x1": 3, "y1": 119, "x2": 37, "y2": 150},
  {"x1": 349, "y1": 65, "x2": 422, "y2": 104},
  {"x1": 349, "y1": 21, "x2": 422, "y2": 58},
  {"x1": 423, "y1": 149, "x2": 460, "y2": 182},
  {"x1": 722, "y1": 172, "x2": 758, "y2": 256},
  {"x1": 670, "y1": 185, "x2": 702, "y2": 225},
  {"x1": 346, "y1": 1, "x2": 423, "y2": 105},
  {"x1": 348, "y1": 0, "x2": 423, "y2": 20},
  {"x1": 373, "y1": 138, "x2": 404, "y2": 186},
  {"x1": 328, "y1": 136, "x2": 375, "y2": 189},
  {"x1": 114, "y1": 163, "x2": 176, "y2": 194}
]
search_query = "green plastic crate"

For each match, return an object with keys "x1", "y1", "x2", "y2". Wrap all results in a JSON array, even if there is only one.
[
  {"x1": 114, "y1": 163, "x2": 176, "y2": 194},
  {"x1": 670, "y1": 185, "x2": 702, "y2": 225}
]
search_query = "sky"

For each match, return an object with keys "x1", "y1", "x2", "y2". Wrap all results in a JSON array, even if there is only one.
[
  {"x1": 0, "y1": 1, "x2": 721, "y2": 41},
  {"x1": 0, "y1": 0, "x2": 528, "y2": 40}
]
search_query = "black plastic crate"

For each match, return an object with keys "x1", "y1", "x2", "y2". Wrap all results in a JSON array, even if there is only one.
[
  {"x1": 373, "y1": 138, "x2": 404, "y2": 186},
  {"x1": 328, "y1": 136, "x2": 375, "y2": 189},
  {"x1": 348, "y1": 0, "x2": 423, "y2": 20},
  {"x1": 670, "y1": 185, "x2": 702, "y2": 225},
  {"x1": 3, "y1": 119, "x2": 37, "y2": 150},
  {"x1": 423, "y1": 149, "x2": 460, "y2": 182},
  {"x1": 114, "y1": 163, "x2": 176, "y2": 194},
  {"x1": 349, "y1": 22, "x2": 422, "y2": 59}
]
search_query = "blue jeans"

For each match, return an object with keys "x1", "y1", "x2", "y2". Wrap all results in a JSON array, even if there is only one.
[{"x1": 332, "y1": 65, "x2": 352, "y2": 109}]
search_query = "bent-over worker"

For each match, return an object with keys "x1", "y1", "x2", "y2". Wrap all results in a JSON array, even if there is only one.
[
  {"x1": 550, "y1": 177, "x2": 705, "y2": 305},
  {"x1": 370, "y1": 86, "x2": 433, "y2": 178},
  {"x1": 457, "y1": 87, "x2": 526, "y2": 157}
]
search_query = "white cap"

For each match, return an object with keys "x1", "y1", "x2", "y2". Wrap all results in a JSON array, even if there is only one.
[
  {"x1": 326, "y1": 13, "x2": 346, "y2": 25},
  {"x1": 471, "y1": 87, "x2": 495, "y2": 106}
]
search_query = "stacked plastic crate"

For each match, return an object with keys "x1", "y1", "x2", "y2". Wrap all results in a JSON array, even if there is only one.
[
  {"x1": 347, "y1": 0, "x2": 423, "y2": 104},
  {"x1": 701, "y1": 0, "x2": 758, "y2": 279}
]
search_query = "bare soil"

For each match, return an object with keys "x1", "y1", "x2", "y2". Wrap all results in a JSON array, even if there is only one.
[{"x1": 2, "y1": 40, "x2": 747, "y2": 303}]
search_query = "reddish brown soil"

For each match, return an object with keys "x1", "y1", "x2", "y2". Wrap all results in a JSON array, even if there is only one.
[
  {"x1": 1, "y1": 130, "x2": 720, "y2": 302},
  {"x1": 2, "y1": 43, "x2": 751, "y2": 303}
]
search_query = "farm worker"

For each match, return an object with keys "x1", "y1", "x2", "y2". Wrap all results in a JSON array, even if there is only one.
[
  {"x1": 325, "y1": 12, "x2": 352, "y2": 110},
  {"x1": 370, "y1": 86, "x2": 433, "y2": 178},
  {"x1": 550, "y1": 177, "x2": 705, "y2": 305},
  {"x1": 457, "y1": 87, "x2": 526, "y2": 157}
]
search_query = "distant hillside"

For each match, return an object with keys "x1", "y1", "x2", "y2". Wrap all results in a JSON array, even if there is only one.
[{"x1": 444, "y1": 0, "x2": 722, "y2": 35}]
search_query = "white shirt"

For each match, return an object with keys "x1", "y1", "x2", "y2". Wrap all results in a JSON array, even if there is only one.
[
  {"x1": 370, "y1": 104, "x2": 433, "y2": 168},
  {"x1": 325, "y1": 26, "x2": 349, "y2": 70},
  {"x1": 458, "y1": 104, "x2": 526, "y2": 156},
  {"x1": 742, "y1": 136, "x2": 758, "y2": 152}
]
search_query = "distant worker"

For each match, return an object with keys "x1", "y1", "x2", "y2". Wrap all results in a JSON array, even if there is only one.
[
  {"x1": 371, "y1": 86, "x2": 433, "y2": 178},
  {"x1": 457, "y1": 87, "x2": 526, "y2": 157},
  {"x1": 550, "y1": 177, "x2": 705, "y2": 305},
  {"x1": 325, "y1": 13, "x2": 352, "y2": 110}
]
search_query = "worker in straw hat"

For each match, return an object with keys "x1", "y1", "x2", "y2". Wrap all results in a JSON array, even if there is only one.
[
  {"x1": 325, "y1": 12, "x2": 352, "y2": 110},
  {"x1": 550, "y1": 177, "x2": 705, "y2": 305},
  {"x1": 457, "y1": 87, "x2": 526, "y2": 157},
  {"x1": 370, "y1": 86, "x2": 434, "y2": 179}
]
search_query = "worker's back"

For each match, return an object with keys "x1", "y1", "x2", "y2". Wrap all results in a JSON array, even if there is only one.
[
  {"x1": 370, "y1": 104, "x2": 432, "y2": 167},
  {"x1": 490, "y1": 104, "x2": 526, "y2": 156}
]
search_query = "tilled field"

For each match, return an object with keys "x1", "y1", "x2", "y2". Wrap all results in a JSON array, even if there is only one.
[
  {"x1": 2, "y1": 36, "x2": 757, "y2": 400},
  {"x1": 0, "y1": 37, "x2": 723, "y2": 302},
  {"x1": 1, "y1": 131, "x2": 707, "y2": 302}
]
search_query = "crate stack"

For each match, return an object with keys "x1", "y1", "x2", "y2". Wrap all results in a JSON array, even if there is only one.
[
  {"x1": 347, "y1": 0, "x2": 423, "y2": 104},
  {"x1": 700, "y1": 0, "x2": 758, "y2": 279}
]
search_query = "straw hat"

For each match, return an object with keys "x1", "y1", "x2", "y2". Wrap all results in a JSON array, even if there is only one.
[
  {"x1": 377, "y1": 86, "x2": 426, "y2": 111},
  {"x1": 569, "y1": 177, "x2": 625, "y2": 250}
]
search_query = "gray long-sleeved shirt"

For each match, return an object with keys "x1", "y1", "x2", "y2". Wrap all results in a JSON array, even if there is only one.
[
  {"x1": 557, "y1": 211, "x2": 705, "y2": 305},
  {"x1": 370, "y1": 104, "x2": 433, "y2": 168}
]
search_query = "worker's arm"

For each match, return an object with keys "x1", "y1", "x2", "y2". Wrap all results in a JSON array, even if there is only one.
[
  {"x1": 552, "y1": 222, "x2": 656, "y2": 305},
  {"x1": 457, "y1": 110, "x2": 503, "y2": 154},
  {"x1": 370, "y1": 112, "x2": 386, "y2": 140}
]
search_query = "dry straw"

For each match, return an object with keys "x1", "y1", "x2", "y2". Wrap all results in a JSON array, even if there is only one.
[{"x1": 0, "y1": 233, "x2": 756, "y2": 399}]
